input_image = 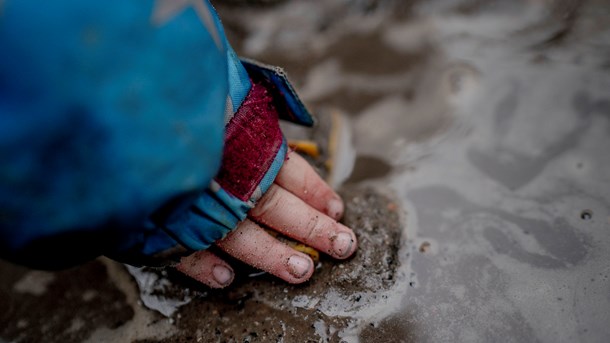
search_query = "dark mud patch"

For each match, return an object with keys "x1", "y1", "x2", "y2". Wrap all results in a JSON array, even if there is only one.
[
  {"x1": 330, "y1": 31, "x2": 429, "y2": 75},
  {"x1": 359, "y1": 313, "x2": 419, "y2": 343},
  {"x1": 345, "y1": 155, "x2": 393, "y2": 184},
  {"x1": 312, "y1": 89, "x2": 385, "y2": 115},
  {"x1": 0, "y1": 261, "x2": 134, "y2": 343},
  {"x1": 132, "y1": 187, "x2": 403, "y2": 342}
]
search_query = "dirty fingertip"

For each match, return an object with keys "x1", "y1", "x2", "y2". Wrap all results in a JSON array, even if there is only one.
[
  {"x1": 176, "y1": 252, "x2": 235, "y2": 289},
  {"x1": 212, "y1": 264, "x2": 234, "y2": 288},
  {"x1": 285, "y1": 254, "x2": 314, "y2": 283},
  {"x1": 327, "y1": 197, "x2": 344, "y2": 220},
  {"x1": 330, "y1": 229, "x2": 358, "y2": 259}
]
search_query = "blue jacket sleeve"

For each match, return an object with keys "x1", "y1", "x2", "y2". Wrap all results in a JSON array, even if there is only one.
[
  {"x1": 0, "y1": 0, "x2": 316, "y2": 269},
  {"x1": 0, "y1": 0, "x2": 230, "y2": 268}
]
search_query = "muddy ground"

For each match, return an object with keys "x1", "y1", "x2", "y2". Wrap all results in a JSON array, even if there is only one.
[{"x1": 0, "y1": 185, "x2": 403, "y2": 343}]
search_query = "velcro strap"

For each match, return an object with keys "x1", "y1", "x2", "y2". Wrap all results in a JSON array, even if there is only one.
[{"x1": 215, "y1": 79, "x2": 284, "y2": 201}]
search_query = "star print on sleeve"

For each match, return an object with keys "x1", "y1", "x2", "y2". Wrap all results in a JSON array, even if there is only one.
[{"x1": 151, "y1": 0, "x2": 222, "y2": 50}]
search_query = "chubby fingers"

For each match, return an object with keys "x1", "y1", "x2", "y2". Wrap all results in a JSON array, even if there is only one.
[
  {"x1": 250, "y1": 184, "x2": 358, "y2": 260},
  {"x1": 216, "y1": 220, "x2": 315, "y2": 284},
  {"x1": 176, "y1": 250, "x2": 234, "y2": 288},
  {"x1": 177, "y1": 152, "x2": 354, "y2": 287},
  {"x1": 275, "y1": 152, "x2": 344, "y2": 220}
]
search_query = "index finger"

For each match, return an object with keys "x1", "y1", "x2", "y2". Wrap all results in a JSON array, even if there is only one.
[
  {"x1": 250, "y1": 184, "x2": 357, "y2": 260},
  {"x1": 275, "y1": 152, "x2": 344, "y2": 220}
]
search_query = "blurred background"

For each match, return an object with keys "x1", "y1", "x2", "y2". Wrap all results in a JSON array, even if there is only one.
[{"x1": 221, "y1": 2, "x2": 610, "y2": 341}]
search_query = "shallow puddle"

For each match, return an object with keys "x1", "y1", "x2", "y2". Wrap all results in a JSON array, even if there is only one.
[{"x1": 223, "y1": 0, "x2": 610, "y2": 341}]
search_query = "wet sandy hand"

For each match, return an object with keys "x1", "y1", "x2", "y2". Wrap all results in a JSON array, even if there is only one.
[{"x1": 176, "y1": 152, "x2": 358, "y2": 287}]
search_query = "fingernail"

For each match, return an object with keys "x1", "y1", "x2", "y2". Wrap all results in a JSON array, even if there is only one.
[
  {"x1": 332, "y1": 232, "x2": 354, "y2": 258},
  {"x1": 212, "y1": 265, "x2": 233, "y2": 286},
  {"x1": 287, "y1": 255, "x2": 311, "y2": 278},
  {"x1": 328, "y1": 198, "x2": 344, "y2": 220}
]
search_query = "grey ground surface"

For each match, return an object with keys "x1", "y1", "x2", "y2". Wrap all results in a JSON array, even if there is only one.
[{"x1": 2, "y1": 0, "x2": 610, "y2": 342}]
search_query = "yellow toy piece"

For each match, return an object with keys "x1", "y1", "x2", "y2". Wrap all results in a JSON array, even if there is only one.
[
  {"x1": 288, "y1": 140, "x2": 320, "y2": 158},
  {"x1": 290, "y1": 243, "x2": 320, "y2": 263},
  {"x1": 265, "y1": 229, "x2": 320, "y2": 263}
]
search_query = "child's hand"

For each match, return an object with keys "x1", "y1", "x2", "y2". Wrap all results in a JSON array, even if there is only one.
[{"x1": 176, "y1": 152, "x2": 358, "y2": 288}]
